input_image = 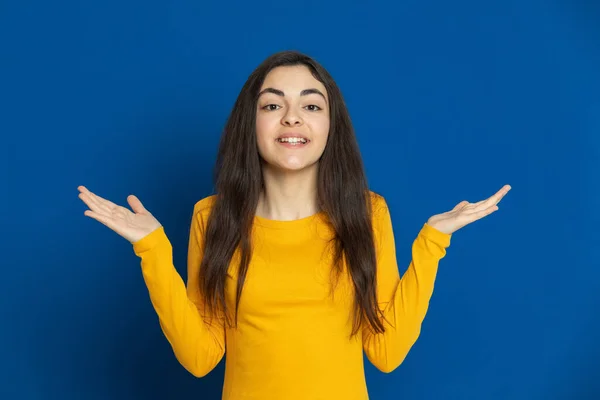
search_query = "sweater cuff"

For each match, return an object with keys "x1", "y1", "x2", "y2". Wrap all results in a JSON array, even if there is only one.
[
  {"x1": 132, "y1": 226, "x2": 167, "y2": 254},
  {"x1": 421, "y1": 223, "x2": 452, "y2": 248}
]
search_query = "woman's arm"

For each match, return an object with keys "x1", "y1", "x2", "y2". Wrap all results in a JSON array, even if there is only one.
[
  {"x1": 133, "y1": 203, "x2": 225, "y2": 377},
  {"x1": 362, "y1": 198, "x2": 451, "y2": 373}
]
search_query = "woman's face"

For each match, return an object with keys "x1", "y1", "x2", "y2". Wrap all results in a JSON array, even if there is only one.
[{"x1": 255, "y1": 65, "x2": 330, "y2": 172}]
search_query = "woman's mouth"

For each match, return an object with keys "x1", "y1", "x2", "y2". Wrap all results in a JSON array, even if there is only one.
[{"x1": 275, "y1": 138, "x2": 309, "y2": 148}]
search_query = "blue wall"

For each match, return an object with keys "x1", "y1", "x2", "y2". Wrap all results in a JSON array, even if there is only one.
[{"x1": 2, "y1": 0, "x2": 598, "y2": 399}]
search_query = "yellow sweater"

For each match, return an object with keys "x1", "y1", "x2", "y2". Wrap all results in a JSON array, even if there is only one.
[{"x1": 132, "y1": 191, "x2": 451, "y2": 399}]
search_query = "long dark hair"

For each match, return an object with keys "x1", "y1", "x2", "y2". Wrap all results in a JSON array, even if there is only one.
[{"x1": 199, "y1": 50, "x2": 387, "y2": 338}]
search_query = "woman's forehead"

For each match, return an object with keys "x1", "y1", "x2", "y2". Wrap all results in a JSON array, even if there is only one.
[{"x1": 262, "y1": 66, "x2": 325, "y2": 90}]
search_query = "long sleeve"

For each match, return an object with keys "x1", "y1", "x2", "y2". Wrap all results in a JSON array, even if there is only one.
[
  {"x1": 362, "y1": 197, "x2": 451, "y2": 373},
  {"x1": 132, "y1": 204, "x2": 225, "y2": 377}
]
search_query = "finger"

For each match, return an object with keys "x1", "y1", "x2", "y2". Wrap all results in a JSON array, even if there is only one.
[
  {"x1": 79, "y1": 192, "x2": 115, "y2": 218},
  {"x1": 452, "y1": 201, "x2": 469, "y2": 211},
  {"x1": 127, "y1": 195, "x2": 147, "y2": 214},
  {"x1": 78, "y1": 186, "x2": 101, "y2": 203},
  {"x1": 89, "y1": 191, "x2": 119, "y2": 212},
  {"x1": 80, "y1": 187, "x2": 119, "y2": 213},
  {"x1": 78, "y1": 192, "x2": 105, "y2": 214},
  {"x1": 474, "y1": 185, "x2": 511, "y2": 210},
  {"x1": 490, "y1": 185, "x2": 511, "y2": 203},
  {"x1": 78, "y1": 186, "x2": 103, "y2": 208},
  {"x1": 79, "y1": 187, "x2": 106, "y2": 214},
  {"x1": 468, "y1": 205, "x2": 499, "y2": 221},
  {"x1": 84, "y1": 209, "x2": 118, "y2": 231}
]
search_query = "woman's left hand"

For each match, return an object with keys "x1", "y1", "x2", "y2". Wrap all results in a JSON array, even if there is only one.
[{"x1": 426, "y1": 185, "x2": 512, "y2": 235}]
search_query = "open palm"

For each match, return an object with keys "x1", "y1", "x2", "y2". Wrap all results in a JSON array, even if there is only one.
[
  {"x1": 427, "y1": 184, "x2": 511, "y2": 235},
  {"x1": 77, "y1": 185, "x2": 162, "y2": 243}
]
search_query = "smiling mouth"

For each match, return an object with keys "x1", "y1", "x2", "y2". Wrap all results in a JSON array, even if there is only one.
[
  {"x1": 276, "y1": 138, "x2": 309, "y2": 144},
  {"x1": 275, "y1": 138, "x2": 310, "y2": 147}
]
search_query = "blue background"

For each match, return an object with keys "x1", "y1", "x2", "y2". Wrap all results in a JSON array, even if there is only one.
[{"x1": 1, "y1": 0, "x2": 598, "y2": 399}]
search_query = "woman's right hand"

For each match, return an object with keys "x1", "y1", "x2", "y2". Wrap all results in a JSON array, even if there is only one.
[{"x1": 77, "y1": 185, "x2": 162, "y2": 244}]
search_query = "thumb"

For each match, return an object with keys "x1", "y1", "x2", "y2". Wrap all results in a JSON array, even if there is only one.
[
  {"x1": 127, "y1": 195, "x2": 148, "y2": 214},
  {"x1": 452, "y1": 200, "x2": 469, "y2": 211}
]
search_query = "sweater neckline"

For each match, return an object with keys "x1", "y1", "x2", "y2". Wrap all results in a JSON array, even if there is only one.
[{"x1": 253, "y1": 210, "x2": 327, "y2": 230}]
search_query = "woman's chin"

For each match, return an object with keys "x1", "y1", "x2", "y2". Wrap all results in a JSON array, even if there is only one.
[{"x1": 270, "y1": 160, "x2": 318, "y2": 173}]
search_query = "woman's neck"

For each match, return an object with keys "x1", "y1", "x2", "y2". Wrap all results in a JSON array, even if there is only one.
[{"x1": 256, "y1": 166, "x2": 319, "y2": 221}]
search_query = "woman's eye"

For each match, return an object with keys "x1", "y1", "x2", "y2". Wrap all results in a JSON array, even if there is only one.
[
  {"x1": 263, "y1": 104, "x2": 281, "y2": 111},
  {"x1": 305, "y1": 105, "x2": 322, "y2": 111}
]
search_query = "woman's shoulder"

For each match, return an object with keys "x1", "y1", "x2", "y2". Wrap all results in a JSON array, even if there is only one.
[
  {"x1": 368, "y1": 189, "x2": 387, "y2": 212},
  {"x1": 193, "y1": 193, "x2": 217, "y2": 211},
  {"x1": 191, "y1": 194, "x2": 218, "y2": 225}
]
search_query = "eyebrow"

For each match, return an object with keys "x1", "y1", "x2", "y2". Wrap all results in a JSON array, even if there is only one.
[{"x1": 258, "y1": 87, "x2": 328, "y2": 104}]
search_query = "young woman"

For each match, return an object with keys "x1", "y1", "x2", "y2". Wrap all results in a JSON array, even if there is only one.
[{"x1": 77, "y1": 50, "x2": 510, "y2": 399}]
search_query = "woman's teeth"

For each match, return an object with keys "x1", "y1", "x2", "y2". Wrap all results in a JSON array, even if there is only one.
[{"x1": 277, "y1": 137, "x2": 307, "y2": 144}]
